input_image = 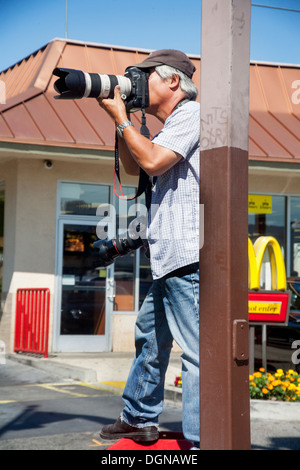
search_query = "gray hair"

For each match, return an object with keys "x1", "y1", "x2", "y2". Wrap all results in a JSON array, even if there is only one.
[{"x1": 155, "y1": 64, "x2": 198, "y2": 101}]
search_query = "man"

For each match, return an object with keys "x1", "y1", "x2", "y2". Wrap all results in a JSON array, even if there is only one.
[{"x1": 98, "y1": 49, "x2": 200, "y2": 448}]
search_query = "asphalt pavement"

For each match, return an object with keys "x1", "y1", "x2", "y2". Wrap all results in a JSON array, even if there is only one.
[
  {"x1": 0, "y1": 358, "x2": 183, "y2": 451},
  {"x1": 0, "y1": 353, "x2": 300, "y2": 450}
]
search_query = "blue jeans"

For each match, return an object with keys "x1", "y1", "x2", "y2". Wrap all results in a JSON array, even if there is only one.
[{"x1": 121, "y1": 263, "x2": 199, "y2": 443}]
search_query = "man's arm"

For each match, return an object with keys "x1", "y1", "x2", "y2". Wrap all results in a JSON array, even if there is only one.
[
  {"x1": 120, "y1": 125, "x2": 182, "y2": 177},
  {"x1": 98, "y1": 87, "x2": 182, "y2": 177},
  {"x1": 117, "y1": 135, "x2": 140, "y2": 176}
]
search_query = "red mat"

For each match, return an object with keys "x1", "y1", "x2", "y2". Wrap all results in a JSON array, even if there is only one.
[{"x1": 107, "y1": 432, "x2": 193, "y2": 451}]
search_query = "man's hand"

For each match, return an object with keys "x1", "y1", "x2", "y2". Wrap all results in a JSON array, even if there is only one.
[
  {"x1": 97, "y1": 85, "x2": 182, "y2": 177},
  {"x1": 97, "y1": 86, "x2": 128, "y2": 125}
]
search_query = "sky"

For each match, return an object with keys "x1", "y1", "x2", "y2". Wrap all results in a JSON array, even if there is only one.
[{"x1": 0, "y1": 0, "x2": 299, "y2": 72}]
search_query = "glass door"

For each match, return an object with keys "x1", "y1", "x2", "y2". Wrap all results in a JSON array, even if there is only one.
[{"x1": 55, "y1": 220, "x2": 114, "y2": 351}]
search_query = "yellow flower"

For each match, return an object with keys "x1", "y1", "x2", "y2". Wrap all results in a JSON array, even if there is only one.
[
  {"x1": 253, "y1": 372, "x2": 262, "y2": 378},
  {"x1": 267, "y1": 384, "x2": 273, "y2": 390},
  {"x1": 259, "y1": 368, "x2": 265, "y2": 373},
  {"x1": 272, "y1": 380, "x2": 282, "y2": 387},
  {"x1": 275, "y1": 369, "x2": 284, "y2": 378},
  {"x1": 249, "y1": 375, "x2": 254, "y2": 381},
  {"x1": 262, "y1": 388, "x2": 268, "y2": 394}
]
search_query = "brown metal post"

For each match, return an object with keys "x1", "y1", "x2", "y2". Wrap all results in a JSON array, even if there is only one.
[{"x1": 199, "y1": 0, "x2": 251, "y2": 449}]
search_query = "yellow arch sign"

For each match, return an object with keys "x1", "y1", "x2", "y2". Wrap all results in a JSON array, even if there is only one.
[{"x1": 248, "y1": 236, "x2": 286, "y2": 291}]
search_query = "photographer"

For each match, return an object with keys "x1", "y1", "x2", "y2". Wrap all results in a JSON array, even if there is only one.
[{"x1": 98, "y1": 49, "x2": 200, "y2": 449}]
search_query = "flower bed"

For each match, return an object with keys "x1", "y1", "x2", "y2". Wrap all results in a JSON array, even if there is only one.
[
  {"x1": 174, "y1": 374, "x2": 182, "y2": 388},
  {"x1": 174, "y1": 368, "x2": 300, "y2": 401},
  {"x1": 250, "y1": 368, "x2": 300, "y2": 401}
]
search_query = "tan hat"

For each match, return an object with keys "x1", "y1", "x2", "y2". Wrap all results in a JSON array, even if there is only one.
[{"x1": 133, "y1": 49, "x2": 196, "y2": 79}]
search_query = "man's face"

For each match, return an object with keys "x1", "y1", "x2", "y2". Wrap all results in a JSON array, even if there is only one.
[{"x1": 146, "y1": 67, "x2": 168, "y2": 115}]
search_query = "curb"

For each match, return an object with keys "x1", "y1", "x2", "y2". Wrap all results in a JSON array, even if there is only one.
[
  {"x1": 7, "y1": 353, "x2": 98, "y2": 383},
  {"x1": 164, "y1": 385, "x2": 183, "y2": 405},
  {"x1": 163, "y1": 388, "x2": 300, "y2": 422},
  {"x1": 250, "y1": 399, "x2": 300, "y2": 422}
]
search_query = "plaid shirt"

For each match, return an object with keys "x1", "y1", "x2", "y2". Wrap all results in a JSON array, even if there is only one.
[{"x1": 148, "y1": 101, "x2": 200, "y2": 279}]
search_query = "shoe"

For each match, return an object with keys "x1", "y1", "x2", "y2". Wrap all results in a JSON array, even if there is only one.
[
  {"x1": 100, "y1": 417, "x2": 159, "y2": 443},
  {"x1": 190, "y1": 441, "x2": 200, "y2": 450}
]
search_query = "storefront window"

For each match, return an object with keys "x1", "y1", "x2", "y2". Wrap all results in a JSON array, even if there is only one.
[
  {"x1": 133, "y1": 191, "x2": 152, "y2": 309},
  {"x1": 290, "y1": 197, "x2": 300, "y2": 277},
  {"x1": 248, "y1": 195, "x2": 286, "y2": 252},
  {"x1": 59, "y1": 182, "x2": 152, "y2": 312},
  {"x1": 248, "y1": 195, "x2": 286, "y2": 290},
  {"x1": 60, "y1": 182, "x2": 110, "y2": 216},
  {"x1": 113, "y1": 187, "x2": 137, "y2": 312},
  {"x1": 113, "y1": 187, "x2": 152, "y2": 311}
]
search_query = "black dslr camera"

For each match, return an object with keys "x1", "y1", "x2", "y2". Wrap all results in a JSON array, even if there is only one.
[
  {"x1": 53, "y1": 66, "x2": 149, "y2": 112},
  {"x1": 93, "y1": 216, "x2": 149, "y2": 268}
]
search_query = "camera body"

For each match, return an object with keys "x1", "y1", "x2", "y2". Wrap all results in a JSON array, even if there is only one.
[
  {"x1": 124, "y1": 67, "x2": 149, "y2": 112},
  {"x1": 53, "y1": 66, "x2": 149, "y2": 112}
]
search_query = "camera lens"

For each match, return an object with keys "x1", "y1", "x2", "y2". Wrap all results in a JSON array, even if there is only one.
[
  {"x1": 53, "y1": 68, "x2": 132, "y2": 100},
  {"x1": 93, "y1": 216, "x2": 147, "y2": 267}
]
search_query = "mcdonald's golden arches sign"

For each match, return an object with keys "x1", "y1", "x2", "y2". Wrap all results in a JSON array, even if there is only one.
[{"x1": 248, "y1": 236, "x2": 290, "y2": 324}]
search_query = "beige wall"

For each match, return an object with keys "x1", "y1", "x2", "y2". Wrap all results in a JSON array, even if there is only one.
[{"x1": 249, "y1": 165, "x2": 300, "y2": 195}]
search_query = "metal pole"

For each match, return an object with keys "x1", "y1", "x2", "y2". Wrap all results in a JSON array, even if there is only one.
[
  {"x1": 199, "y1": 0, "x2": 251, "y2": 450},
  {"x1": 262, "y1": 324, "x2": 267, "y2": 370},
  {"x1": 249, "y1": 326, "x2": 255, "y2": 375}
]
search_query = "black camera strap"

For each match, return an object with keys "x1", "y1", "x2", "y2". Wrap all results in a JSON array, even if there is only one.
[{"x1": 113, "y1": 134, "x2": 151, "y2": 198}]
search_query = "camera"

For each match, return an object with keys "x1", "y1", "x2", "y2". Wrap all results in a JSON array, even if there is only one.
[
  {"x1": 52, "y1": 66, "x2": 149, "y2": 112},
  {"x1": 93, "y1": 216, "x2": 148, "y2": 267}
]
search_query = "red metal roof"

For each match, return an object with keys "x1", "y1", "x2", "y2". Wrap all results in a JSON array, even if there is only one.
[{"x1": 0, "y1": 39, "x2": 299, "y2": 162}]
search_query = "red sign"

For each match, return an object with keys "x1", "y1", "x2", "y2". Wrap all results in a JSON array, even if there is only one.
[{"x1": 248, "y1": 291, "x2": 291, "y2": 324}]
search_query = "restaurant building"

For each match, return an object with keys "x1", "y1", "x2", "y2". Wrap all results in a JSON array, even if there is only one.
[{"x1": 0, "y1": 38, "x2": 299, "y2": 356}]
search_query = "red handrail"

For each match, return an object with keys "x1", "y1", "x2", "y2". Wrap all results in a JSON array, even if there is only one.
[{"x1": 14, "y1": 288, "x2": 50, "y2": 358}]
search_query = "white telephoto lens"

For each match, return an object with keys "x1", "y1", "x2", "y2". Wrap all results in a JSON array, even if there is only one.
[
  {"x1": 117, "y1": 76, "x2": 132, "y2": 99},
  {"x1": 83, "y1": 73, "x2": 92, "y2": 98},
  {"x1": 99, "y1": 75, "x2": 111, "y2": 98}
]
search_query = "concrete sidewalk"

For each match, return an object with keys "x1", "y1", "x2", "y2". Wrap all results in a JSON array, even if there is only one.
[
  {"x1": 7, "y1": 351, "x2": 183, "y2": 405},
  {"x1": 7, "y1": 351, "x2": 300, "y2": 422}
]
